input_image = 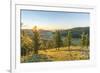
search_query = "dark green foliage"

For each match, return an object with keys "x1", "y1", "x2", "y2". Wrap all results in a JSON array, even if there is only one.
[
  {"x1": 81, "y1": 32, "x2": 89, "y2": 49},
  {"x1": 85, "y1": 34, "x2": 89, "y2": 48},
  {"x1": 64, "y1": 31, "x2": 72, "y2": 59},
  {"x1": 46, "y1": 40, "x2": 54, "y2": 49},
  {"x1": 67, "y1": 31, "x2": 72, "y2": 49},
  {"x1": 53, "y1": 30, "x2": 62, "y2": 50},
  {"x1": 63, "y1": 37, "x2": 68, "y2": 47},
  {"x1": 21, "y1": 31, "x2": 33, "y2": 56},
  {"x1": 40, "y1": 39, "x2": 47, "y2": 51},
  {"x1": 69, "y1": 27, "x2": 89, "y2": 38},
  {"x1": 56, "y1": 27, "x2": 89, "y2": 38},
  {"x1": 81, "y1": 32, "x2": 86, "y2": 48},
  {"x1": 32, "y1": 26, "x2": 40, "y2": 54},
  {"x1": 21, "y1": 47, "x2": 27, "y2": 56}
]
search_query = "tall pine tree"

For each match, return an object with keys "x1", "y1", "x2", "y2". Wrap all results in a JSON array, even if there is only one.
[
  {"x1": 53, "y1": 30, "x2": 62, "y2": 50},
  {"x1": 85, "y1": 34, "x2": 89, "y2": 48},
  {"x1": 67, "y1": 31, "x2": 72, "y2": 50},
  {"x1": 81, "y1": 32, "x2": 86, "y2": 49},
  {"x1": 32, "y1": 26, "x2": 40, "y2": 54},
  {"x1": 65, "y1": 31, "x2": 72, "y2": 59}
]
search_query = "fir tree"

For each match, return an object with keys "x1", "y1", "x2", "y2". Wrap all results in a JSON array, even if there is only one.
[
  {"x1": 67, "y1": 31, "x2": 72, "y2": 50},
  {"x1": 81, "y1": 32, "x2": 86, "y2": 49},
  {"x1": 32, "y1": 26, "x2": 40, "y2": 54},
  {"x1": 54, "y1": 30, "x2": 62, "y2": 50},
  {"x1": 85, "y1": 34, "x2": 89, "y2": 48}
]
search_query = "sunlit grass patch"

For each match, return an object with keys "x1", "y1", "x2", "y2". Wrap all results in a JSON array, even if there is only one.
[{"x1": 21, "y1": 46, "x2": 89, "y2": 63}]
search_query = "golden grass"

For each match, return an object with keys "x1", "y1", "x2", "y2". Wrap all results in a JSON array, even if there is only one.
[
  {"x1": 39, "y1": 46, "x2": 89, "y2": 61},
  {"x1": 21, "y1": 46, "x2": 89, "y2": 63}
]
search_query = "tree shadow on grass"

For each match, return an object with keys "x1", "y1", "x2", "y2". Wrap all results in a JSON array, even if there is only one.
[{"x1": 26, "y1": 54, "x2": 53, "y2": 63}]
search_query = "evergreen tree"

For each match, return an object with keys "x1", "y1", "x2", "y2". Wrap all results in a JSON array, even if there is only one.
[
  {"x1": 65, "y1": 31, "x2": 72, "y2": 59},
  {"x1": 81, "y1": 32, "x2": 86, "y2": 49},
  {"x1": 85, "y1": 34, "x2": 89, "y2": 48},
  {"x1": 21, "y1": 32, "x2": 33, "y2": 56},
  {"x1": 63, "y1": 36, "x2": 68, "y2": 47},
  {"x1": 53, "y1": 30, "x2": 62, "y2": 50},
  {"x1": 40, "y1": 39, "x2": 47, "y2": 51},
  {"x1": 32, "y1": 26, "x2": 40, "y2": 54},
  {"x1": 47, "y1": 39, "x2": 55, "y2": 49},
  {"x1": 67, "y1": 31, "x2": 72, "y2": 50}
]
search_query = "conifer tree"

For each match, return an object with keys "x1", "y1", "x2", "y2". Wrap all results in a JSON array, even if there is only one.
[
  {"x1": 67, "y1": 31, "x2": 72, "y2": 50},
  {"x1": 81, "y1": 32, "x2": 86, "y2": 49},
  {"x1": 21, "y1": 32, "x2": 33, "y2": 56},
  {"x1": 40, "y1": 39, "x2": 47, "y2": 51},
  {"x1": 54, "y1": 30, "x2": 62, "y2": 50},
  {"x1": 32, "y1": 26, "x2": 40, "y2": 54},
  {"x1": 65, "y1": 31, "x2": 72, "y2": 59},
  {"x1": 85, "y1": 34, "x2": 89, "y2": 48}
]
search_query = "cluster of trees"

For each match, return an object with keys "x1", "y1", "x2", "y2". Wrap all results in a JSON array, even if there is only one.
[
  {"x1": 21, "y1": 26, "x2": 89, "y2": 56},
  {"x1": 21, "y1": 31, "x2": 33, "y2": 56},
  {"x1": 81, "y1": 32, "x2": 89, "y2": 49}
]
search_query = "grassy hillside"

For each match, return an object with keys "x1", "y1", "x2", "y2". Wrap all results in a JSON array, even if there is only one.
[
  {"x1": 21, "y1": 46, "x2": 89, "y2": 63},
  {"x1": 21, "y1": 27, "x2": 90, "y2": 63}
]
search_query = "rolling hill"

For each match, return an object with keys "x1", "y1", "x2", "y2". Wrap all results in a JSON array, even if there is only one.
[{"x1": 21, "y1": 27, "x2": 89, "y2": 39}]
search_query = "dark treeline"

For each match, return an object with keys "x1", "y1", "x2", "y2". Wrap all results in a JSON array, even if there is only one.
[{"x1": 21, "y1": 26, "x2": 89, "y2": 56}]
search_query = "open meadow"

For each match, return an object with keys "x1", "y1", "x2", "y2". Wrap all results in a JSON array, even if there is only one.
[{"x1": 21, "y1": 46, "x2": 89, "y2": 63}]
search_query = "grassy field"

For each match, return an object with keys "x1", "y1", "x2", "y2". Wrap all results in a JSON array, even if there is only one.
[{"x1": 21, "y1": 46, "x2": 89, "y2": 63}]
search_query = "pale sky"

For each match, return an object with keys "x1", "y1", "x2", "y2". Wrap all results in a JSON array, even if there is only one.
[{"x1": 21, "y1": 10, "x2": 90, "y2": 30}]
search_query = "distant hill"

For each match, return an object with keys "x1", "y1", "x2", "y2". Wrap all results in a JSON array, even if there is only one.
[
  {"x1": 21, "y1": 27, "x2": 89, "y2": 39},
  {"x1": 61, "y1": 27, "x2": 89, "y2": 38}
]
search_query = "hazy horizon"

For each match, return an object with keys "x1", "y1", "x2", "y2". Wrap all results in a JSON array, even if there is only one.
[{"x1": 21, "y1": 24, "x2": 89, "y2": 31}]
